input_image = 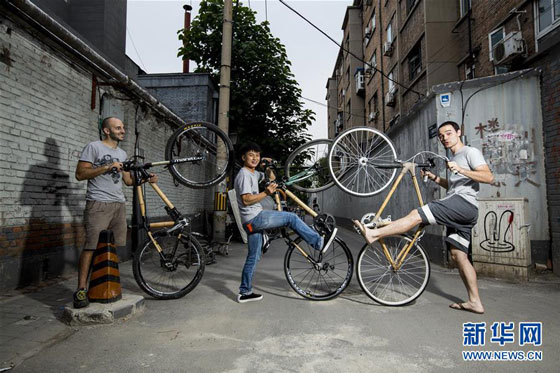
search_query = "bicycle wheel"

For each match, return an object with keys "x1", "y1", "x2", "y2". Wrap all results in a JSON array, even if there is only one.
[
  {"x1": 328, "y1": 127, "x2": 398, "y2": 197},
  {"x1": 133, "y1": 231, "x2": 205, "y2": 299},
  {"x1": 285, "y1": 139, "x2": 334, "y2": 193},
  {"x1": 356, "y1": 235, "x2": 430, "y2": 306},
  {"x1": 165, "y1": 121, "x2": 234, "y2": 188},
  {"x1": 284, "y1": 236, "x2": 353, "y2": 300}
]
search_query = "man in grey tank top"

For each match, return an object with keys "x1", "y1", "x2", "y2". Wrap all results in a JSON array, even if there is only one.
[
  {"x1": 73, "y1": 117, "x2": 156, "y2": 308},
  {"x1": 355, "y1": 121, "x2": 494, "y2": 314}
]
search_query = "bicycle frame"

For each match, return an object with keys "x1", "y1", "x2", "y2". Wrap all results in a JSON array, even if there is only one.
[
  {"x1": 129, "y1": 161, "x2": 193, "y2": 256},
  {"x1": 267, "y1": 168, "x2": 322, "y2": 262},
  {"x1": 369, "y1": 162, "x2": 426, "y2": 271}
]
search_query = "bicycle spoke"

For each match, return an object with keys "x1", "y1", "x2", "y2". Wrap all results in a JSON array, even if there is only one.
[
  {"x1": 329, "y1": 127, "x2": 398, "y2": 197},
  {"x1": 133, "y1": 234, "x2": 205, "y2": 299},
  {"x1": 357, "y1": 236, "x2": 429, "y2": 306},
  {"x1": 284, "y1": 237, "x2": 353, "y2": 300}
]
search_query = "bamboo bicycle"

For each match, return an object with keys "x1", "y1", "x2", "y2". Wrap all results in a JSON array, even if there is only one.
[
  {"x1": 260, "y1": 139, "x2": 354, "y2": 301},
  {"x1": 328, "y1": 126, "x2": 444, "y2": 306},
  {"x1": 128, "y1": 121, "x2": 234, "y2": 299}
]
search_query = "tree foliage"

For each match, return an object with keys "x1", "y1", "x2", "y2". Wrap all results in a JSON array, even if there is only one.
[{"x1": 178, "y1": 0, "x2": 313, "y2": 163}]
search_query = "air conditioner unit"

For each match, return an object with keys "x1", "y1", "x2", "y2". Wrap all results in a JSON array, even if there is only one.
[
  {"x1": 368, "y1": 111, "x2": 379, "y2": 121},
  {"x1": 385, "y1": 90, "x2": 396, "y2": 107},
  {"x1": 383, "y1": 41, "x2": 393, "y2": 56},
  {"x1": 365, "y1": 26, "x2": 372, "y2": 39},
  {"x1": 355, "y1": 70, "x2": 365, "y2": 93},
  {"x1": 493, "y1": 31, "x2": 525, "y2": 65}
]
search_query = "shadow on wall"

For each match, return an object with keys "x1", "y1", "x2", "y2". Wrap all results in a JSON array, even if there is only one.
[{"x1": 18, "y1": 138, "x2": 82, "y2": 287}]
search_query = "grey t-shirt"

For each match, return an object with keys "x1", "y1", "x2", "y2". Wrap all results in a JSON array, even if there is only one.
[
  {"x1": 234, "y1": 167, "x2": 264, "y2": 223},
  {"x1": 79, "y1": 141, "x2": 127, "y2": 202},
  {"x1": 444, "y1": 145, "x2": 487, "y2": 207}
]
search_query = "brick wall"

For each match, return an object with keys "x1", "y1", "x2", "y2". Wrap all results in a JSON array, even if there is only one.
[{"x1": 0, "y1": 15, "x2": 214, "y2": 290}]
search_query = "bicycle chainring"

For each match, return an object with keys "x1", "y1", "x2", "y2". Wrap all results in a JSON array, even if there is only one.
[{"x1": 313, "y1": 213, "x2": 336, "y2": 236}]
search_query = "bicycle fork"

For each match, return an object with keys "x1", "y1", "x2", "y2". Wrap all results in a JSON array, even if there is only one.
[
  {"x1": 380, "y1": 226, "x2": 424, "y2": 271},
  {"x1": 371, "y1": 162, "x2": 426, "y2": 271}
]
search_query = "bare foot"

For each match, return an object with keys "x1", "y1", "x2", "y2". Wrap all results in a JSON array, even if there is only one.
[
  {"x1": 352, "y1": 220, "x2": 379, "y2": 245},
  {"x1": 449, "y1": 302, "x2": 485, "y2": 314}
]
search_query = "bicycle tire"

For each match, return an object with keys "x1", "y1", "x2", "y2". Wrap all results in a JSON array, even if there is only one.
[
  {"x1": 328, "y1": 127, "x2": 398, "y2": 197},
  {"x1": 133, "y1": 231, "x2": 205, "y2": 299},
  {"x1": 165, "y1": 121, "x2": 234, "y2": 188},
  {"x1": 356, "y1": 235, "x2": 430, "y2": 306},
  {"x1": 285, "y1": 139, "x2": 335, "y2": 193},
  {"x1": 284, "y1": 236, "x2": 353, "y2": 300}
]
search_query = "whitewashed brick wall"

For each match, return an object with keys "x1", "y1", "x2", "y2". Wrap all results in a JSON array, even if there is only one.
[{"x1": 0, "y1": 16, "x2": 214, "y2": 290}]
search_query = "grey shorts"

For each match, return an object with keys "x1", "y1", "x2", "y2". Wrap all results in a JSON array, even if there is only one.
[
  {"x1": 416, "y1": 195, "x2": 478, "y2": 253},
  {"x1": 83, "y1": 201, "x2": 127, "y2": 251}
]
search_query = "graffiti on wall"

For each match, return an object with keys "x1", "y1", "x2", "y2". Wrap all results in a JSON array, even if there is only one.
[
  {"x1": 475, "y1": 118, "x2": 540, "y2": 187},
  {"x1": 480, "y1": 209, "x2": 515, "y2": 253}
]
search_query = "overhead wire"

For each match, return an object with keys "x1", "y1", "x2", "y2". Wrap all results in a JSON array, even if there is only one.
[
  {"x1": 126, "y1": 26, "x2": 147, "y2": 71},
  {"x1": 278, "y1": 0, "x2": 425, "y2": 98},
  {"x1": 281, "y1": 0, "x2": 550, "y2": 126}
]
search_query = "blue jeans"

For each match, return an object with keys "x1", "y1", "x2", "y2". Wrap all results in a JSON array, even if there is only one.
[{"x1": 239, "y1": 210, "x2": 323, "y2": 295}]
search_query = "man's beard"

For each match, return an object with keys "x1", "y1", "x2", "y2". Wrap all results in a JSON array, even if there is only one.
[{"x1": 109, "y1": 133, "x2": 122, "y2": 142}]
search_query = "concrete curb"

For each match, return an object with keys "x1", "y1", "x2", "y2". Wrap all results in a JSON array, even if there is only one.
[{"x1": 60, "y1": 294, "x2": 145, "y2": 326}]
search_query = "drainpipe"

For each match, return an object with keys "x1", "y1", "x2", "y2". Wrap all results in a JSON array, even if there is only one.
[
  {"x1": 5, "y1": 0, "x2": 187, "y2": 128},
  {"x1": 182, "y1": 4, "x2": 192, "y2": 73},
  {"x1": 467, "y1": 7, "x2": 473, "y2": 69},
  {"x1": 378, "y1": 0, "x2": 386, "y2": 132}
]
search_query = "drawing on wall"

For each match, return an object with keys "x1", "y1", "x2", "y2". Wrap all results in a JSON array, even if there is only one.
[
  {"x1": 477, "y1": 118, "x2": 540, "y2": 187},
  {"x1": 480, "y1": 209, "x2": 515, "y2": 252}
]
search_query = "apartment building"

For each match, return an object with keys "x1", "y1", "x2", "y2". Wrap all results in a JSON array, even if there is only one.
[
  {"x1": 327, "y1": 0, "x2": 460, "y2": 135},
  {"x1": 325, "y1": 0, "x2": 559, "y2": 273},
  {"x1": 452, "y1": 0, "x2": 560, "y2": 270}
]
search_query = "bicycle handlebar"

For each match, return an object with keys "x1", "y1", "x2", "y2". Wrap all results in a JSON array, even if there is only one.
[{"x1": 122, "y1": 156, "x2": 204, "y2": 172}]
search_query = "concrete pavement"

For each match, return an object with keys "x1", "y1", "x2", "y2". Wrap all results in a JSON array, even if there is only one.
[{"x1": 1, "y1": 227, "x2": 559, "y2": 372}]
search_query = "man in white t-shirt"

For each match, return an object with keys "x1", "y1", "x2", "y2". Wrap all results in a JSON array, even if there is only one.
[{"x1": 355, "y1": 121, "x2": 494, "y2": 314}]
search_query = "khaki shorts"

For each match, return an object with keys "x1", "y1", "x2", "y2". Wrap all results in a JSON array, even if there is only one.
[{"x1": 83, "y1": 200, "x2": 127, "y2": 251}]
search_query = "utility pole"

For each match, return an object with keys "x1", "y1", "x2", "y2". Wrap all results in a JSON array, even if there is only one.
[{"x1": 213, "y1": 0, "x2": 233, "y2": 241}]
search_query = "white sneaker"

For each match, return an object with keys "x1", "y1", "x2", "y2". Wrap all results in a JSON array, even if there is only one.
[{"x1": 320, "y1": 228, "x2": 338, "y2": 254}]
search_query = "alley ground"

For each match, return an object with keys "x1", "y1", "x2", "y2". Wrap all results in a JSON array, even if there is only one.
[{"x1": 1, "y1": 227, "x2": 559, "y2": 372}]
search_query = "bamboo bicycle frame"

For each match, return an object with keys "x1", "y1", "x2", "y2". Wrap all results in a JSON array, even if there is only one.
[
  {"x1": 372, "y1": 162, "x2": 425, "y2": 270},
  {"x1": 135, "y1": 181, "x2": 180, "y2": 254},
  {"x1": 267, "y1": 164, "x2": 323, "y2": 261}
]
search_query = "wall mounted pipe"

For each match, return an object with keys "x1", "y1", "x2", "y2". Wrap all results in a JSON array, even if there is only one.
[{"x1": 4, "y1": 0, "x2": 186, "y2": 128}]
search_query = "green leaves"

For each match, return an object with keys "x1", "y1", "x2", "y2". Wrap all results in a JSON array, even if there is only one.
[{"x1": 178, "y1": 0, "x2": 313, "y2": 163}]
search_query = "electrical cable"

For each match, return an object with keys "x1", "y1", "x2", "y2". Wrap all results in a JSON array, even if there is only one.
[
  {"x1": 126, "y1": 26, "x2": 147, "y2": 71},
  {"x1": 278, "y1": 0, "x2": 425, "y2": 98}
]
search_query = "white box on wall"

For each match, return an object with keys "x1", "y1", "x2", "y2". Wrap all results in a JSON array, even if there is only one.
[{"x1": 472, "y1": 198, "x2": 531, "y2": 280}]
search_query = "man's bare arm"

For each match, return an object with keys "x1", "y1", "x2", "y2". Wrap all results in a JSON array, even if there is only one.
[
  {"x1": 75, "y1": 161, "x2": 115, "y2": 181},
  {"x1": 241, "y1": 183, "x2": 277, "y2": 206},
  {"x1": 448, "y1": 162, "x2": 494, "y2": 184}
]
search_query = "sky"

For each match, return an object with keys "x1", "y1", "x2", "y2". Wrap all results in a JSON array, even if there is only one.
[{"x1": 126, "y1": 0, "x2": 352, "y2": 139}]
